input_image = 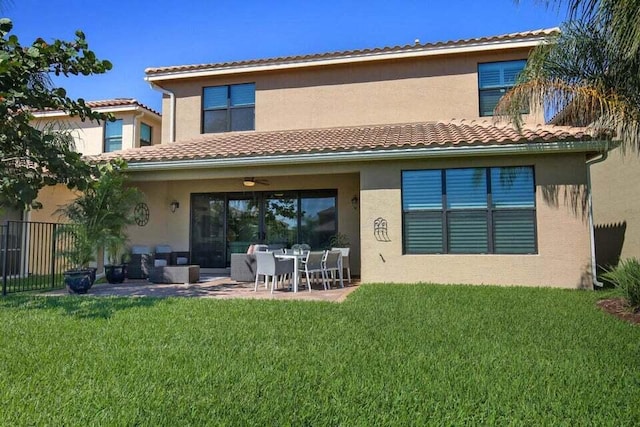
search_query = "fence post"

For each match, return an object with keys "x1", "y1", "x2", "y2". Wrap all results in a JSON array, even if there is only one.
[
  {"x1": 50, "y1": 223, "x2": 57, "y2": 289},
  {"x1": 2, "y1": 222, "x2": 8, "y2": 296}
]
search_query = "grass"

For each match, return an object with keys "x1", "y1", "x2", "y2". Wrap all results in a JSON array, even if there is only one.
[{"x1": 0, "y1": 284, "x2": 638, "y2": 425}]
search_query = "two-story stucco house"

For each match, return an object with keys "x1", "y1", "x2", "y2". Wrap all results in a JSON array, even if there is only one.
[
  {"x1": 36, "y1": 29, "x2": 611, "y2": 288},
  {"x1": 26, "y1": 99, "x2": 161, "y2": 219},
  {"x1": 32, "y1": 98, "x2": 162, "y2": 155}
]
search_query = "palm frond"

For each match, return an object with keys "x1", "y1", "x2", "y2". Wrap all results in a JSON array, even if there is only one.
[{"x1": 496, "y1": 18, "x2": 640, "y2": 150}]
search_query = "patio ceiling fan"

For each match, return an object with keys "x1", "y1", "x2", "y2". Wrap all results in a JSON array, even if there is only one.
[{"x1": 243, "y1": 177, "x2": 270, "y2": 187}]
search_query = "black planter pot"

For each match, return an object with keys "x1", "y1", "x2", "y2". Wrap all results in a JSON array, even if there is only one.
[
  {"x1": 64, "y1": 269, "x2": 95, "y2": 294},
  {"x1": 88, "y1": 267, "x2": 97, "y2": 284},
  {"x1": 105, "y1": 264, "x2": 127, "y2": 284}
]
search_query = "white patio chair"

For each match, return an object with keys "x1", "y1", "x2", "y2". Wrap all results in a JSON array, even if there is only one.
[
  {"x1": 301, "y1": 251, "x2": 326, "y2": 292},
  {"x1": 254, "y1": 251, "x2": 294, "y2": 293},
  {"x1": 331, "y1": 247, "x2": 351, "y2": 284},
  {"x1": 323, "y1": 250, "x2": 344, "y2": 289},
  {"x1": 254, "y1": 244, "x2": 268, "y2": 252}
]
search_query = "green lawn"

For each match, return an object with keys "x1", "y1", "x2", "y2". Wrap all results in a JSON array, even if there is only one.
[{"x1": 0, "y1": 284, "x2": 638, "y2": 425}]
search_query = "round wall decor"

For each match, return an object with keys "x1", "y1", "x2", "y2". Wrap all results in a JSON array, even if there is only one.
[{"x1": 134, "y1": 202, "x2": 150, "y2": 226}]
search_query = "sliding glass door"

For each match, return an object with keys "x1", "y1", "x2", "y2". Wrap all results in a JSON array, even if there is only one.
[
  {"x1": 226, "y1": 196, "x2": 260, "y2": 265},
  {"x1": 264, "y1": 193, "x2": 298, "y2": 248},
  {"x1": 190, "y1": 195, "x2": 226, "y2": 268},
  {"x1": 190, "y1": 190, "x2": 337, "y2": 268}
]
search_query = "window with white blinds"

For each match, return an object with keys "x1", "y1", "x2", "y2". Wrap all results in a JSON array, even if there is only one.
[
  {"x1": 478, "y1": 60, "x2": 526, "y2": 117},
  {"x1": 402, "y1": 166, "x2": 536, "y2": 254}
]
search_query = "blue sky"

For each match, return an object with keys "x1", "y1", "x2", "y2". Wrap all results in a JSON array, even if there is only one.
[{"x1": 9, "y1": 1, "x2": 566, "y2": 113}]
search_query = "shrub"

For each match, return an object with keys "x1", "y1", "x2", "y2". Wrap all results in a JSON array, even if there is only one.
[{"x1": 602, "y1": 258, "x2": 640, "y2": 308}]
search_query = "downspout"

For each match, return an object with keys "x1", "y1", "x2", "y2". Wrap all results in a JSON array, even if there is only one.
[
  {"x1": 585, "y1": 146, "x2": 609, "y2": 288},
  {"x1": 132, "y1": 107, "x2": 144, "y2": 148},
  {"x1": 148, "y1": 82, "x2": 175, "y2": 143}
]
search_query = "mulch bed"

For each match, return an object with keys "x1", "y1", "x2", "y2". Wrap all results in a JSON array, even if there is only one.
[{"x1": 597, "y1": 298, "x2": 640, "y2": 325}]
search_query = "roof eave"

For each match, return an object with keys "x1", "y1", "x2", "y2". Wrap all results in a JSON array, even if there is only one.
[
  {"x1": 124, "y1": 140, "x2": 610, "y2": 172},
  {"x1": 145, "y1": 37, "x2": 546, "y2": 82},
  {"x1": 32, "y1": 104, "x2": 161, "y2": 120}
]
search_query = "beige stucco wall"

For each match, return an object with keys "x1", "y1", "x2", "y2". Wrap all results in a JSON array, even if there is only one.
[
  {"x1": 28, "y1": 185, "x2": 78, "y2": 223},
  {"x1": 33, "y1": 111, "x2": 161, "y2": 156},
  {"x1": 28, "y1": 151, "x2": 593, "y2": 288},
  {"x1": 160, "y1": 48, "x2": 541, "y2": 143},
  {"x1": 359, "y1": 153, "x2": 592, "y2": 288},
  {"x1": 127, "y1": 171, "x2": 361, "y2": 273},
  {"x1": 591, "y1": 148, "x2": 640, "y2": 265}
]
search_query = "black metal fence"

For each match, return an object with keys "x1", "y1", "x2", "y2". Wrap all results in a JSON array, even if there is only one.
[{"x1": 1, "y1": 221, "x2": 72, "y2": 295}]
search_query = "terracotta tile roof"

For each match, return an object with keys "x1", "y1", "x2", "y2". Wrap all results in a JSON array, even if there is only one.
[
  {"x1": 85, "y1": 99, "x2": 160, "y2": 116},
  {"x1": 145, "y1": 28, "x2": 559, "y2": 77},
  {"x1": 33, "y1": 98, "x2": 161, "y2": 116},
  {"x1": 95, "y1": 120, "x2": 592, "y2": 164}
]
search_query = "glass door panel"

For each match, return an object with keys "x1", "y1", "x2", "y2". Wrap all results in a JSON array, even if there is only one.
[
  {"x1": 190, "y1": 194, "x2": 226, "y2": 268},
  {"x1": 300, "y1": 195, "x2": 336, "y2": 249},
  {"x1": 264, "y1": 194, "x2": 298, "y2": 248},
  {"x1": 227, "y1": 196, "x2": 260, "y2": 264}
]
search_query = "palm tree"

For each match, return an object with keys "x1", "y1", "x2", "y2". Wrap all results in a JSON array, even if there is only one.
[{"x1": 499, "y1": 0, "x2": 640, "y2": 151}]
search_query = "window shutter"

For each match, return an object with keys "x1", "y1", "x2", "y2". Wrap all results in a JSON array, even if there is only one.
[
  {"x1": 479, "y1": 89, "x2": 505, "y2": 116},
  {"x1": 493, "y1": 211, "x2": 536, "y2": 253},
  {"x1": 230, "y1": 83, "x2": 255, "y2": 106},
  {"x1": 478, "y1": 65, "x2": 502, "y2": 89},
  {"x1": 491, "y1": 167, "x2": 535, "y2": 208},
  {"x1": 502, "y1": 62, "x2": 526, "y2": 85},
  {"x1": 402, "y1": 170, "x2": 442, "y2": 210},
  {"x1": 404, "y1": 211, "x2": 443, "y2": 254},
  {"x1": 448, "y1": 211, "x2": 488, "y2": 253},
  {"x1": 203, "y1": 86, "x2": 228, "y2": 109},
  {"x1": 446, "y1": 169, "x2": 487, "y2": 209},
  {"x1": 478, "y1": 60, "x2": 526, "y2": 88}
]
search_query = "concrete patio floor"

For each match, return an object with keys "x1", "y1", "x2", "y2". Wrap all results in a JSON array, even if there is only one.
[{"x1": 44, "y1": 274, "x2": 360, "y2": 303}]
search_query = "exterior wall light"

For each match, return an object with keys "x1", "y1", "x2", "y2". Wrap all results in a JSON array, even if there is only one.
[
  {"x1": 170, "y1": 201, "x2": 180, "y2": 213},
  {"x1": 351, "y1": 195, "x2": 359, "y2": 210}
]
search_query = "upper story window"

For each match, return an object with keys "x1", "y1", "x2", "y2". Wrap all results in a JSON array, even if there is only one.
[
  {"x1": 402, "y1": 166, "x2": 536, "y2": 255},
  {"x1": 478, "y1": 60, "x2": 526, "y2": 117},
  {"x1": 104, "y1": 119, "x2": 123, "y2": 152},
  {"x1": 140, "y1": 122, "x2": 152, "y2": 147},
  {"x1": 202, "y1": 83, "x2": 255, "y2": 133}
]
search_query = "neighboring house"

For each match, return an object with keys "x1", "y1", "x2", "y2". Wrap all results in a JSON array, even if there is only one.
[
  {"x1": 5, "y1": 99, "x2": 159, "y2": 224},
  {"x1": 32, "y1": 98, "x2": 161, "y2": 155},
  {"x1": 591, "y1": 150, "x2": 640, "y2": 269},
  {"x1": 29, "y1": 99, "x2": 161, "y2": 220},
  {"x1": 1, "y1": 99, "x2": 161, "y2": 279},
  {"x1": 37, "y1": 29, "x2": 613, "y2": 288},
  {"x1": 549, "y1": 100, "x2": 638, "y2": 271}
]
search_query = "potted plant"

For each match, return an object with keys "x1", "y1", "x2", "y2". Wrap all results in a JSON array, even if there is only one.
[
  {"x1": 104, "y1": 233, "x2": 128, "y2": 284},
  {"x1": 58, "y1": 159, "x2": 142, "y2": 290},
  {"x1": 57, "y1": 225, "x2": 96, "y2": 294}
]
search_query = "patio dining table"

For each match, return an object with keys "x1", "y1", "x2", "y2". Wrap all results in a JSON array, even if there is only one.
[{"x1": 274, "y1": 253, "x2": 306, "y2": 292}]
